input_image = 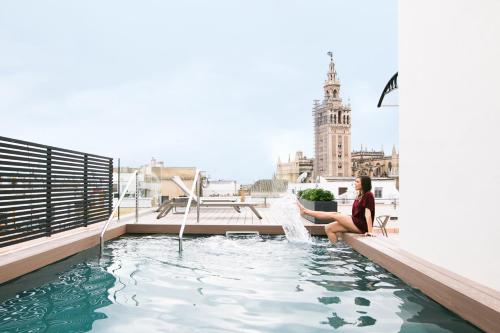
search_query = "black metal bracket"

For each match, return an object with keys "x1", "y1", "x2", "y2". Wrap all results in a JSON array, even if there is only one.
[{"x1": 377, "y1": 72, "x2": 398, "y2": 108}]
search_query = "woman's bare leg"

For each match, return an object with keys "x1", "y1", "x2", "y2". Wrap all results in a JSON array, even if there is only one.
[
  {"x1": 297, "y1": 201, "x2": 362, "y2": 238},
  {"x1": 325, "y1": 222, "x2": 349, "y2": 243},
  {"x1": 330, "y1": 213, "x2": 362, "y2": 233}
]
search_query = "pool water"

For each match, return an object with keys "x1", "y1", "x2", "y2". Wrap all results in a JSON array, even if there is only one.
[{"x1": 0, "y1": 235, "x2": 482, "y2": 332}]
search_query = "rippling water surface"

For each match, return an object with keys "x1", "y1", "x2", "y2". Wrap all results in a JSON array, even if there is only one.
[{"x1": 0, "y1": 235, "x2": 482, "y2": 332}]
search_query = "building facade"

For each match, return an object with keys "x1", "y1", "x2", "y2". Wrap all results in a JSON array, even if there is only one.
[
  {"x1": 351, "y1": 145, "x2": 399, "y2": 178},
  {"x1": 313, "y1": 54, "x2": 352, "y2": 178},
  {"x1": 276, "y1": 151, "x2": 314, "y2": 183},
  {"x1": 113, "y1": 158, "x2": 197, "y2": 206}
]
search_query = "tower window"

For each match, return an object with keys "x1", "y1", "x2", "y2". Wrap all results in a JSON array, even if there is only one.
[
  {"x1": 333, "y1": 90, "x2": 338, "y2": 98},
  {"x1": 347, "y1": 115, "x2": 350, "y2": 124},
  {"x1": 343, "y1": 115, "x2": 346, "y2": 124},
  {"x1": 333, "y1": 115, "x2": 337, "y2": 123}
]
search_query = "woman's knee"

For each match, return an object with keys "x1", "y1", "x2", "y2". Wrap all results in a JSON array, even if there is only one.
[
  {"x1": 336, "y1": 215, "x2": 351, "y2": 227},
  {"x1": 336, "y1": 216, "x2": 360, "y2": 233},
  {"x1": 325, "y1": 223, "x2": 335, "y2": 233}
]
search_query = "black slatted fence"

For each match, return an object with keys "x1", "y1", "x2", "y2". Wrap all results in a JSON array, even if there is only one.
[{"x1": 0, "y1": 136, "x2": 113, "y2": 247}]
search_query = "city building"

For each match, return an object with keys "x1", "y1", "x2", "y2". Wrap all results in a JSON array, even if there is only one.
[
  {"x1": 250, "y1": 178, "x2": 287, "y2": 195},
  {"x1": 351, "y1": 145, "x2": 399, "y2": 178},
  {"x1": 313, "y1": 53, "x2": 352, "y2": 178},
  {"x1": 113, "y1": 158, "x2": 197, "y2": 206},
  {"x1": 276, "y1": 151, "x2": 314, "y2": 183}
]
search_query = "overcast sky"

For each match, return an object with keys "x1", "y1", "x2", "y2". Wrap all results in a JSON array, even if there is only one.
[{"x1": 0, "y1": 0, "x2": 398, "y2": 183}]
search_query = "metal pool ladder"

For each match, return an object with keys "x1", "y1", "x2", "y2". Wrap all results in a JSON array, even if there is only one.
[
  {"x1": 100, "y1": 170, "x2": 138, "y2": 256},
  {"x1": 178, "y1": 168, "x2": 200, "y2": 252}
]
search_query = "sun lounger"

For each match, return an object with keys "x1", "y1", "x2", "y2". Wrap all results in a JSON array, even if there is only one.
[{"x1": 156, "y1": 176, "x2": 262, "y2": 220}]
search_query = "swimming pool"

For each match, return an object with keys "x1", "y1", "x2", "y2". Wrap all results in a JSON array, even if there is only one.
[{"x1": 0, "y1": 235, "x2": 481, "y2": 332}]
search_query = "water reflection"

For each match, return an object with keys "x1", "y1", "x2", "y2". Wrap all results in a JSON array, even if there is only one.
[
  {"x1": 394, "y1": 290, "x2": 482, "y2": 333},
  {"x1": 0, "y1": 252, "x2": 115, "y2": 332},
  {"x1": 308, "y1": 241, "x2": 482, "y2": 332}
]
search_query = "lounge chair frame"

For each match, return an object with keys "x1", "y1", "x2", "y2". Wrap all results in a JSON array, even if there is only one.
[
  {"x1": 375, "y1": 215, "x2": 391, "y2": 237},
  {"x1": 156, "y1": 176, "x2": 262, "y2": 220}
]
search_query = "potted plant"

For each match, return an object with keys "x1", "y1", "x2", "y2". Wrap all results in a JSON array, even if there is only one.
[{"x1": 297, "y1": 188, "x2": 337, "y2": 224}]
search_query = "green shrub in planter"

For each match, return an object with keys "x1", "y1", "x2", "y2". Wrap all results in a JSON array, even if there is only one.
[
  {"x1": 298, "y1": 188, "x2": 337, "y2": 224},
  {"x1": 299, "y1": 188, "x2": 334, "y2": 201}
]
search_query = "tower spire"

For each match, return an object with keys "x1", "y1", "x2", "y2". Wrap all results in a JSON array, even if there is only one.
[
  {"x1": 326, "y1": 51, "x2": 336, "y2": 81},
  {"x1": 324, "y1": 51, "x2": 340, "y2": 100}
]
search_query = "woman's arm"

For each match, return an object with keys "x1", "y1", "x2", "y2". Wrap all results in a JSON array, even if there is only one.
[
  {"x1": 365, "y1": 208, "x2": 374, "y2": 235},
  {"x1": 297, "y1": 201, "x2": 337, "y2": 221}
]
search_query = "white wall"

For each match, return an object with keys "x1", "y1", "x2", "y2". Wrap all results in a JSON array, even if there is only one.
[
  {"x1": 204, "y1": 181, "x2": 238, "y2": 196},
  {"x1": 400, "y1": 0, "x2": 500, "y2": 290}
]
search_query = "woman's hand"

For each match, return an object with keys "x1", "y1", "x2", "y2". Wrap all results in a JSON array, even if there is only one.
[{"x1": 296, "y1": 201, "x2": 306, "y2": 216}]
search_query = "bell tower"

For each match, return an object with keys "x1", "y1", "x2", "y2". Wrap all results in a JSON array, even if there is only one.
[{"x1": 313, "y1": 52, "x2": 352, "y2": 178}]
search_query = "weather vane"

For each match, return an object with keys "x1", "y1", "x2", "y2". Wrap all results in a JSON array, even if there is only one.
[{"x1": 327, "y1": 51, "x2": 333, "y2": 61}]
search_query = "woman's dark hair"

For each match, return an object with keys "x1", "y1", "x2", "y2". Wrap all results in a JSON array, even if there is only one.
[{"x1": 358, "y1": 176, "x2": 372, "y2": 193}]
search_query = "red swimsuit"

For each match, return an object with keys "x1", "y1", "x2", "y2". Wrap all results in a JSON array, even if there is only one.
[{"x1": 351, "y1": 192, "x2": 375, "y2": 233}]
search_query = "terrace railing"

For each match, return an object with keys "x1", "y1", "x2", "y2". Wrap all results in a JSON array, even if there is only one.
[{"x1": 0, "y1": 136, "x2": 112, "y2": 247}]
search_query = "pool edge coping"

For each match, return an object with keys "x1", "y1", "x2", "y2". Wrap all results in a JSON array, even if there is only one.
[{"x1": 344, "y1": 233, "x2": 500, "y2": 333}]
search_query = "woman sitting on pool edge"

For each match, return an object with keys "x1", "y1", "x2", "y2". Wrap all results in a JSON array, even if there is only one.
[{"x1": 297, "y1": 176, "x2": 375, "y2": 243}]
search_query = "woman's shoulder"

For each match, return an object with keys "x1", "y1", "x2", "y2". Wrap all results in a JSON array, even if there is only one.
[{"x1": 363, "y1": 191, "x2": 375, "y2": 201}]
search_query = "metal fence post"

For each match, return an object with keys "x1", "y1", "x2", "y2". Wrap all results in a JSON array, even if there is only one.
[
  {"x1": 117, "y1": 158, "x2": 120, "y2": 221},
  {"x1": 46, "y1": 148, "x2": 52, "y2": 237},
  {"x1": 83, "y1": 154, "x2": 88, "y2": 227},
  {"x1": 135, "y1": 172, "x2": 139, "y2": 223},
  {"x1": 108, "y1": 158, "x2": 113, "y2": 219},
  {"x1": 196, "y1": 175, "x2": 201, "y2": 223}
]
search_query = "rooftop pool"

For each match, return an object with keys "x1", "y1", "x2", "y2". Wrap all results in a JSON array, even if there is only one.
[{"x1": 0, "y1": 235, "x2": 481, "y2": 332}]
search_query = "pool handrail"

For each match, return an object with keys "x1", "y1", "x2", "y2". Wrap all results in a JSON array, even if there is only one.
[
  {"x1": 100, "y1": 170, "x2": 138, "y2": 256},
  {"x1": 179, "y1": 168, "x2": 200, "y2": 252}
]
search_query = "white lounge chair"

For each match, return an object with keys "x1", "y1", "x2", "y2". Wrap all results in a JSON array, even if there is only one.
[{"x1": 156, "y1": 176, "x2": 262, "y2": 220}]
